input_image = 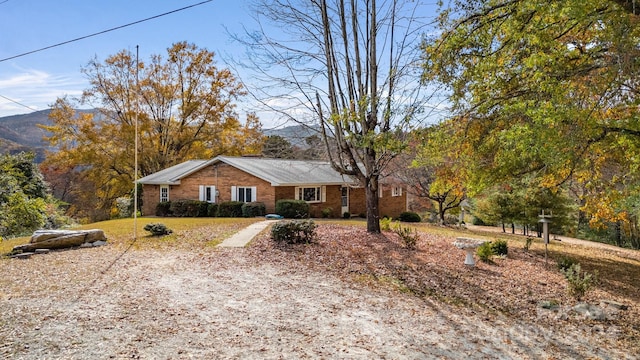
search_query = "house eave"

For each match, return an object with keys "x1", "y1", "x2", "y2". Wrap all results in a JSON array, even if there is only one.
[
  {"x1": 272, "y1": 182, "x2": 356, "y2": 187},
  {"x1": 137, "y1": 180, "x2": 181, "y2": 185}
]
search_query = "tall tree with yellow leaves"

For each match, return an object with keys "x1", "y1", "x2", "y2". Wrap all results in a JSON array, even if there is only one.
[
  {"x1": 423, "y1": 0, "x2": 640, "y2": 235},
  {"x1": 41, "y1": 42, "x2": 264, "y2": 221}
]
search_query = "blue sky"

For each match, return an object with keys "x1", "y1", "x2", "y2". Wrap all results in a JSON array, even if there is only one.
[
  {"x1": 0, "y1": 0, "x2": 443, "y2": 128},
  {"x1": 0, "y1": 1, "x2": 256, "y2": 116}
]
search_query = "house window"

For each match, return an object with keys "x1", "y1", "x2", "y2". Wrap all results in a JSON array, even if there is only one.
[
  {"x1": 296, "y1": 186, "x2": 324, "y2": 203},
  {"x1": 392, "y1": 187, "x2": 403, "y2": 197},
  {"x1": 160, "y1": 185, "x2": 169, "y2": 202},
  {"x1": 199, "y1": 185, "x2": 217, "y2": 203},
  {"x1": 231, "y1": 186, "x2": 257, "y2": 203}
]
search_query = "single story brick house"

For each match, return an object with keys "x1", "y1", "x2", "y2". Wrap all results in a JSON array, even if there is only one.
[{"x1": 137, "y1": 156, "x2": 408, "y2": 218}]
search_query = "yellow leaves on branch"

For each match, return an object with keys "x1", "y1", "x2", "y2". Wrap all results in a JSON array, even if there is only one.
[{"x1": 41, "y1": 42, "x2": 264, "y2": 220}]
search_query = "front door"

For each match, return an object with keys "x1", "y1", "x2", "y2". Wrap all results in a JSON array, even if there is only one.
[{"x1": 341, "y1": 186, "x2": 349, "y2": 216}]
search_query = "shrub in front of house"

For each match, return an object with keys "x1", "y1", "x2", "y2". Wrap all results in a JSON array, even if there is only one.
[
  {"x1": 242, "y1": 202, "x2": 266, "y2": 217},
  {"x1": 169, "y1": 200, "x2": 188, "y2": 216},
  {"x1": 271, "y1": 219, "x2": 317, "y2": 244},
  {"x1": 155, "y1": 202, "x2": 172, "y2": 217},
  {"x1": 217, "y1": 201, "x2": 244, "y2": 217},
  {"x1": 197, "y1": 201, "x2": 209, "y2": 217},
  {"x1": 207, "y1": 203, "x2": 219, "y2": 217},
  {"x1": 476, "y1": 242, "x2": 494, "y2": 263},
  {"x1": 399, "y1": 211, "x2": 421, "y2": 223},
  {"x1": 275, "y1": 199, "x2": 309, "y2": 218},
  {"x1": 490, "y1": 239, "x2": 508, "y2": 256},
  {"x1": 143, "y1": 223, "x2": 173, "y2": 236},
  {"x1": 169, "y1": 200, "x2": 208, "y2": 217}
]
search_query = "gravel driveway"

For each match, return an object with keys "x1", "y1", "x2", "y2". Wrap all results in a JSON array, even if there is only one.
[{"x1": 1, "y1": 240, "x2": 634, "y2": 360}]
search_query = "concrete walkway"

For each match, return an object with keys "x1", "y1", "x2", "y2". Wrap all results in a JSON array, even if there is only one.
[{"x1": 217, "y1": 220, "x2": 275, "y2": 248}]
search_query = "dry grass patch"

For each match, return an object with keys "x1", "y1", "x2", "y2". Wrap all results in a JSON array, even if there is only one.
[{"x1": 1, "y1": 217, "x2": 263, "y2": 255}]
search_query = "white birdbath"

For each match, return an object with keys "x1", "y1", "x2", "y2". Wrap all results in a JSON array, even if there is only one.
[{"x1": 453, "y1": 237, "x2": 487, "y2": 266}]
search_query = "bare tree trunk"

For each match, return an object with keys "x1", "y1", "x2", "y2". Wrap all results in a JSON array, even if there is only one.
[
  {"x1": 365, "y1": 178, "x2": 381, "y2": 233},
  {"x1": 240, "y1": 0, "x2": 429, "y2": 234}
]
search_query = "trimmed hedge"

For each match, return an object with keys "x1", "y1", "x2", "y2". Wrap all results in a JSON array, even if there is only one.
[
  {"x1": 156, "y1": 200, "x2": 211, "y2": 217},
  {"x1": 207, "y1": 203, "x2": 219, "y2": 217},
  {"x1": 271, "y1": 219, "x2": 317, "y2": 244},
  {"x1": 399, "y1": 211, "x2": 421, "y2": 223},
  {"x1": 275, "y1": 199, "x2": 310, "y2": 218},
  {"x1": 242, "y1": 202, "x2": 266, "y2": 217},
  {"x1": 169, "y1": 200, "x2": 209, "y2": 217},
  {"x1": 217, "y1": 201, "x2": 244, "y2": 217},
  {"x1": 155, "y1": 201, "x2": 172, "y2": 217}
]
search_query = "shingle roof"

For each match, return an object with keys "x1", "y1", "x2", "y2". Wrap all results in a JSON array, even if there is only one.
[{"x1": 137, "y1": 156, "x2": 358, "y2": 186}]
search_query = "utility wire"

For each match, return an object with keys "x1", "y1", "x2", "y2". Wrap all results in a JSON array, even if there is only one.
[
  {"x1": 0, "y1": 0, "x2": 213, "y2": 62},
  {"x1": 0, "y1": 93, "x2": 39, "y2": 112}
]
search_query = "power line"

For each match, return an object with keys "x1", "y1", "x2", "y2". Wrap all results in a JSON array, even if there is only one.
[
  {"x1": 0, "y1": 0, "x2": 213, "y2": 63},
  {"x1": 0, "y1": 93, "x2": 39, "y2": 112}
]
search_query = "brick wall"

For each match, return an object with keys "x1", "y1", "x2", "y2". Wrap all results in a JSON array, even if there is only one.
[
  {"x1": 379, "y1": 186, "x2": 407, "y2": 219},
  {"x1": 141, "y1": 162, "x2": 408, "y2": 218},
  {"x1": 141, "y1": 163, "x2": 276, "y2": 215},
  {"x1": 344, "y1": 185, "x2": 407, "y2": 219},
  {"x1": 348, "y1": 187, "x2": 366, "y2": 217},
  {"x1": 141, "y1": 184, "x2": 160, "y2": 216},
  {"x1": 276, "y1": 185, "x2": 343, "y2": 218}
]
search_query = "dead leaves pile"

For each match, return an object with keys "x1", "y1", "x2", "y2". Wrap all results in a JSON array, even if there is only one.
[{"x1": 248, "y1": 223, "x2": 640, "y2": 354}]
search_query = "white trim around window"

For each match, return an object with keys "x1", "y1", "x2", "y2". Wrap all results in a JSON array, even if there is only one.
[
  {"x1": 295, "y1": 186, "x2": 326, "y2": 203},
  {"x1": 160, "y1": 185, "x2": 169, "y2": 202},
  {"x1": 231, "y1": 186, "x2": 257, "y2": 203},
  {"x1": 392, "y1": 186, "x2": 403, "y2": 197},
  {"x1": 199, "y1": 185, "x2": 217, "y2": 203}
]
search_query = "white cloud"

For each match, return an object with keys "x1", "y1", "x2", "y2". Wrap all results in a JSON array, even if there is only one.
[{"x1": 0, "y1": 68, "x2": 86, "y2": 117}]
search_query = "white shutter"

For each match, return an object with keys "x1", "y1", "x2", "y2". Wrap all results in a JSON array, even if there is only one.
[
  {"x1": 321, "y1": 186, "x2": 326, "y2": 202},
  {"x1": 399, "y1": 187, "x2": 403, "y2": 196},
  {"x1": 251, "y1": 186, "x2": 257, "y2": 202},
  {"x1": 294, "y1": 187, "x2": 300, "y2": 200},
  {"x1": 199, "y1": 185, "x2": 205, "y2": 201},
  {"x1": 231, "y1": 186, "x2": 237, "y2": 201},
  {"x1": 211, "y1": 185, "x2": 217, "y2": 203}
]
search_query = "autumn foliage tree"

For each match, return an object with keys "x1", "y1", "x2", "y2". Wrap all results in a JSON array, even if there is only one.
[
  {"x1": 389, "y1": 128, "x2": 466, "y2": 225},
  {"x1": 41, "y1": 42, "x2": 264, "y2": 221},
  {"x1": 423, "y1": 0, "x2": 640, "y2": 237}
]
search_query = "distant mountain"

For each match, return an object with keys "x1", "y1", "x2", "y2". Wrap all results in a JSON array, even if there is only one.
[
  {"x1": 0, "y1": 110, "x2": 322, "y2": 162},
  {"x1": 264, "y1": 124, "x2": 322, "y2": 149},
  {"x1": 0, "y1": 109, "x2": 99, "y2": 163},
  {"x1": 0, "y1": 110, "x2": 55, "y2": 162}
]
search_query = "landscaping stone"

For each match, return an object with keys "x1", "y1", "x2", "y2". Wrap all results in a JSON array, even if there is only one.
[
  {"x1": 12, "y1": 229, "x2": 107, "y2": 252},
  {"x1": 601, "y1": 300, "x2": 629, "y2": 311},
  {"x1": 539, "y1": 300, "x2": 560, "y2": 310},
  {"x1": 9, "y1": 252, "x2": 34, "y2": 259},
  {"x1": 573, "y1": 303, "x2": 607, "y2": 321}
]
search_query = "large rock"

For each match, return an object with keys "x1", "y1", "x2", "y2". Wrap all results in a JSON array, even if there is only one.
[{"x1": 12, "y1": 229, "x2": 107, "y2": 252}]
